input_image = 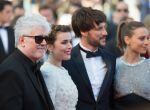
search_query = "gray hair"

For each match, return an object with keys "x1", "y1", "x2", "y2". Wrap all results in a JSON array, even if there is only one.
[{"x1": 14, "y1": 13, "x2": 51, "y2": 46}]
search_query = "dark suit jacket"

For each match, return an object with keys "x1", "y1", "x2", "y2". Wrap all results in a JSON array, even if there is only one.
[
  {"x1": 63, "y1": 44, "x2": 116, "y2": 110},
  {"x1": 0, "y1": 49, "x2": 54, "y2": 110},
  {"x1": 0, "y1": 26, "x2": 15, "y2": 63}
]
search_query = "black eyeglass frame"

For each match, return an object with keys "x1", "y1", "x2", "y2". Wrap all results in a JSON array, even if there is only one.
[{"x1": 23, "y1": 35, "x2": 50, "y2": 44}]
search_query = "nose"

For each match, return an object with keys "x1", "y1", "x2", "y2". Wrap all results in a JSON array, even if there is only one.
[
  {"x1": 144, "y1": 38, "x2": 149, "y2": 45},
  {"x1": 68, "y1": 42, "x2": 72, "y2": 49},
  {"x1": 102, "y1": 29, "x2": 108, "y2": 36}
]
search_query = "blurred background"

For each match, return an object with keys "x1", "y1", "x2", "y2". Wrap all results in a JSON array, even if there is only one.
[
  {"x1": 6, "y1": 0, "x2": 150, "y2": 25},
  {"x1": 0, "y1": 0, "x2": 149, "y2": 63}
]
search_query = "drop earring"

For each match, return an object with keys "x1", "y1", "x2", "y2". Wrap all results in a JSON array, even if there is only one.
[{"x1": 49, "y1": 50, "x2": 53, "y2": 55}]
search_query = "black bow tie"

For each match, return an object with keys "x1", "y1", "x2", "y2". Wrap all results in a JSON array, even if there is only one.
[{"x1": 79, "y1": 45, "x2": 101, "y2": 58}]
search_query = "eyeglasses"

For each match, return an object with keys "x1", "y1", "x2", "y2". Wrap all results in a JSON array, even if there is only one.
[
  {"x1": 23, "y1": 35, "x2": 50, "y2": 44},
  {"x1": 116, "y1": 9, "x2": 128, "y2": 13}
]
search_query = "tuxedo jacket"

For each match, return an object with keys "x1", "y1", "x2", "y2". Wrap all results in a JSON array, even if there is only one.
[
  {"x1": 0, "y1": 49, "x2": 54, "y2": 110},
  {"x1": 63, "y1": 44, "x2": 116, "y2": 110},
  {"x1": 0, "y1": 26, "x2": 15, "y2": 63}
]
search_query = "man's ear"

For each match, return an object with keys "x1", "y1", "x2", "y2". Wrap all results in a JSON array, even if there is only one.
[
  {"x1": 19, "y1": 36, "x2": 25, "y2": 47},
  {"x1": 81, "y1": 31, "x2": 88, "y2": 37}
]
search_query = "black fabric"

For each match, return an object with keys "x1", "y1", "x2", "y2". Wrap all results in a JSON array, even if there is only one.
[
  {"x1": 0, "y1": 26, "x2": 6, "y2": 29},
  {"x1": 33, "y1": 65, "x2": 45, "y2": 97},
  {"x1": 114, "y1": 93, "x2": 150, "y2": 110},
  {"x1": 0, "y1": 49, "x2": 54, "y2": 110}
]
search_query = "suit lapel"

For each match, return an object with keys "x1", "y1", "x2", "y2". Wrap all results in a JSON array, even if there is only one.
[
  {"x1": 14, "y1": 51, "x2": 50, "y2": 108},
  {"x1": 0, "y1": 35, "x2": 5, "y2": 55},
  {"x1": 0, "y1": 33, "x2": 7, "y2": 64},
  {"x1": 25, "y1": 64, "x2": 55, "y2": 110},
  {"x1": 97, "y1": 49, "x2": 112, "y2": 101},
  {"x1": 72, "y1": 45, "x2": 94, "y2": 98},
  {"x1": 25, "y1": 65, "x2": 49, "y2": 106},
  {"x1": 5, "y1": 27, "x2": 15, "y2": 54}
]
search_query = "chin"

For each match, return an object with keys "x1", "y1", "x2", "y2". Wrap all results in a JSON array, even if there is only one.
[
  {"x1": 38, "y1": 49, "x2": 46, "y2": 53},
  {"x1": 100, "y1": 42, "x2": 106, "y2": 47},
  {"x1": 36, "y1": 53, "x2": 45, "y2": 59},
  {"x1": 64, "y1": 56, "x2": 71, "y2": 61}
]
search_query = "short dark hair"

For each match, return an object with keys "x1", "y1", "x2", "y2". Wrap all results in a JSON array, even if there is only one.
[
  {"x1": 48, "y1": 25, "x2": 71, "y2": 44},
  {"x1": 0, "y1": 1, "x2": 12, "y2": 12},
  {"x1": 72, "y1": 7, "x2": 106, "y2": 37}
]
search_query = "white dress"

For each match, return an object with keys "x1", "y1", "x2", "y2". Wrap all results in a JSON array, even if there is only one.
[{"x1": 40, "y1": 61, "x2": 78, "y2": 110}]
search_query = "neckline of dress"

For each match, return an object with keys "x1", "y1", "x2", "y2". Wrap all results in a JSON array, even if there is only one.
[
  {"x1": 120, "y1": 57, "x2": 145, "y2": 66},
  {"x1": 49, "y1": 62, "x2": 65, "y2": 70}
]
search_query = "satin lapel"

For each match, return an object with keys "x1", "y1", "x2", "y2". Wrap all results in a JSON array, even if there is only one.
[
  {"x1": 20, "y1": 60, "x2": 48, "y2": 106},
  {"x1": 0, "y1": 34, "x2": 5, "y2": 55},
  {"x1": 13, "y1": 50, "x2": 51, "y2": 110},
  {"x1": 97, "y1": 49, "x2": 112, "y2": 101},
  {"x1": 6, "y1": 27, "x2": 15, "y2": 54},
  {"x1": 72, "y1": 45, "x2": 94, "y2": 98},
  {"x1": 0, "y1": 34, "x2": 7, "y2": 63},
  {"x1": 26, "y1": 69, "x2": 48, "y2": 104}
]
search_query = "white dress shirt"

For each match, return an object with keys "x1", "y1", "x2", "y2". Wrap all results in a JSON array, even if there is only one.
[
  {"x1": 79, "y1": 43, "x2": 107, "y2": 100},
  {"x1": 0, "y1": 28, "x2": 8, "y2": 53}
]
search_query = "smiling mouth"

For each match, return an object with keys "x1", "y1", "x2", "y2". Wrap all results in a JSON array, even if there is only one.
[{"x1": 65, "y1": 51, "x2": 71, "y2": 55}]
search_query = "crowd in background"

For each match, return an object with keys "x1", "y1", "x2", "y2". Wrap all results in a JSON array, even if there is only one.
[
  {"x1": 1, "y1": 0, "x2": 150, "y2": 61},
  {"x1": 5, "y1": 0, "x2": 150, "y2": 25}
]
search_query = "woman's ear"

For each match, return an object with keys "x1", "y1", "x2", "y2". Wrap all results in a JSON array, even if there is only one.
[
  {"x1": 47, "y1": 44, "x2": 53, "y2": 53},
  {"x1": 124, "y1": 36, "x2": 131, "y2": 46}
]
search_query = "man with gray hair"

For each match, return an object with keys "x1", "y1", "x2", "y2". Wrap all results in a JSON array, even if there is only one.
[{"x1": 0, "y1": 14, "x2": 54, "y2": 110}]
